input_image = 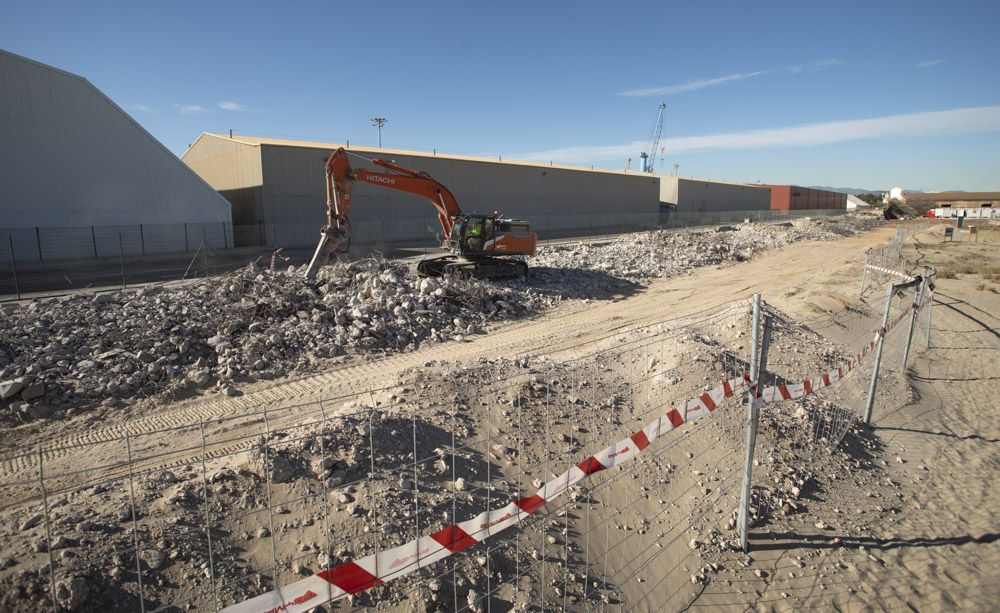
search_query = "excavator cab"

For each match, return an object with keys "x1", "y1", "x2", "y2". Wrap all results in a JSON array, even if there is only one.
[{"x1": 450, "y1": 214, "x2": 495, "y2": 255}]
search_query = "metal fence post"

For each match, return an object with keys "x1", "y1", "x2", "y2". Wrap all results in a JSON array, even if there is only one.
[
  {"x1": 864, "y1": 284, "x2": 895, "y2": 426},
  {"x1": 9, "y1": 236, "x2": 21, "y2": 300},
  {"x1": 198, "y1": 421, "x2": 219, "y2": 611},
  {"x1": 736, "y1": 293, "x2": 763, "y2": 552},
  {"x1": 925, "y1": 268, "x2": 933, "y2": 350},
  {"x1": 36, "y1": 227, "x2": 43, "y2": 262},
  {"x1": 118, "y1": 231, "x2": 126, "y2": 289},
  {"x1": 184, "y1": 223, "x2": 189, "y2": 252},
  {"x1": 221, "y1": 222, "x2": 228, "y2": 249},
  {"x1": 38, "y1": 447, "x2": 58, "y2": 612},
  {"x1": 91, "y1": 226, "x2": 98, "y2": 258},
  {"x1": 125, "y1": 433, "x2": 147, "y2": 613},
  {"x1": 900, "y1": 276, "x2": 925, "y2": 370},
  {"x1": 139, "y1": 225, "x2": 146, "y2": 255},
  {"x1": 859, "y1": 249, "x2": 870, "y2": 295}
]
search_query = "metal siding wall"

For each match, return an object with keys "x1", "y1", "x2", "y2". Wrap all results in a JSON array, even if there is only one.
[
  {"x1": 181, "y1": 136, "x2": 263, "y2": 192},
  {"x1": 0, "y1": 52, "x2": 231, "y2": 229},
  {"x1": 257, "y1": 145, "x2": 660, "y2": 247},
  {"x1": 675, "y1": 179, "x2": 771, "y2": 212}
]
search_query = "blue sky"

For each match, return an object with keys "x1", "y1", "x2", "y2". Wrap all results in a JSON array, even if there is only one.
[{"x1": 3, "y1": 0, "x2": 999, "y2": 191}]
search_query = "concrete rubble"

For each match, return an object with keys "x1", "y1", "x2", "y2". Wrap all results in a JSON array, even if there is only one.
[
  {"x1": 0, "y1": 259, "x2": 548, "y2": 423},
  {"x1": 0, "y1": 215, "x2": 880, "y2": 423},
  {"x1": 533, "y1": 215, "x2": 882, "y2": 279}
]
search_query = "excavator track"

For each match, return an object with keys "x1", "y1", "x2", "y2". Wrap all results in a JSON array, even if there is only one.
[{"x1": 417, "y1": 255, "x2": 528, "y2": 280}]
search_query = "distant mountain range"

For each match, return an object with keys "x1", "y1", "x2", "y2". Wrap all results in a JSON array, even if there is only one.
[{"x1": 809, "y1": 186, "x2": 883, "y2": 196}]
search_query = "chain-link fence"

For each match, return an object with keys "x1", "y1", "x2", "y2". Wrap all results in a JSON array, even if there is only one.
[
  {"x1": 0, "y1": 246, "x2": 935, "y2": 612},
  {"x1": 1, "y1": 208, "x2": 854, "y2": 299}
]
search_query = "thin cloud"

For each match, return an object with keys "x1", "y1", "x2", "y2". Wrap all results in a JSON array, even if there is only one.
[
  {"x1": 619, "y1": 70, "x2": 772, "y2": 97},
  {"x1": 914, "y1": 59, "x2": 946, "y2": 69},
  {"x1": 218, "y1": 100, "x2": 248, "y2": 111},
  {"x1": 175, "y1": 103, "x2": 209, "y2": 115},
  {"x1": 621, "y1": 59, "x2": 842, "y2": 97},
  {"x1": 786, "y1": 58, "x2": 842, "y2": 73},
  {"x1": 517, "y1": 106, "x2": 1000, "y2": 163},
  {"x1": 128, "y1": 103, "x2": 154, "y2": 112}
]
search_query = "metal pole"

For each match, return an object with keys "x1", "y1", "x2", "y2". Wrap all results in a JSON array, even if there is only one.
[
  {"x1": 139, "y1": 225, "x2": 145, "y2": 255},
  {"x1": 736, "y1": 293, "x2": 763, "y2": 552},
  {"x1": 91, "y1": 226, "x2": 98, "y2": 258},
  {"x1": 860, "y1": 249, "x2": 869, "y2": 295},
  {"x1": 125, "y1": 433, "x2": 147, "y2": 613},
  {"x1": 221, "y1": 221, "x2": 228, "y2": 249},
  {"x1": 198, "y1": 421, "x2": 219, "y2": 611},
  {"x1": 38, "y1": 447, "x2": 58, "y2": 612},
  {"x1": 925, "y1": 268, "x2": 933, "y2": 350},
  {"x1": 36, "y1": 227, "x2": 43, "y2": 262},
  {"x1": 184, "y1": 223, "x2": 189, "y2": 252},
  {"x1": 118, "y1": 231, "x2": 126, "y2": 289},
  {"x1": 864, "y1": 284, "x2": 895, "y2": 426},
  {"x1": 900, "y1": 276, "x2": 925, "y2": 370},
  {"x1": 9, "y1": 236, "x2": 21, "y2": 300}
]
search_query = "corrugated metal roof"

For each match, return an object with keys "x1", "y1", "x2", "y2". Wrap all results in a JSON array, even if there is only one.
[{"x1": 197, "y1": 133, "x2": 659, "y2": 179}]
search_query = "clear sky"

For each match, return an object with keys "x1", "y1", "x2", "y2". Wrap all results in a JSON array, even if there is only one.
[{"x1": 3, "y1": 0, "x2": 999, "y2": 191}]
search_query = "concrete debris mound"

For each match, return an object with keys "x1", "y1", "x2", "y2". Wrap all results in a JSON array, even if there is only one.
[
  {"x1": 533, "y1": 215, "x2": 882, "y2": 280},
  {"x1": 0, "y1": 259, "x2": 547, "y2": 423}
]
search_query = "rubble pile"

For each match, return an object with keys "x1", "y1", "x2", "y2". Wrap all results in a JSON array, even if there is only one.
[
  {"x1": 0, "y1": 259, "x2": 550, "y2": 423},
  {"x1": 534, "y1": 215, "x2": 882, "y2": 280}
]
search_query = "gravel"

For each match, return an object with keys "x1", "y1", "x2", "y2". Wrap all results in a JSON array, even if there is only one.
[
  {"x1": 0, "y1": 215, "x2": 880, "y2": 423},
  {"x1": 533, "y1": 215, "x2": 882, "y2": 280},
  {"x1": 0, "y1": 259, "x2": 549, "y2": 423}
]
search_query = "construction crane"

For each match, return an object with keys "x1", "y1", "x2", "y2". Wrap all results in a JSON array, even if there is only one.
[{"x1": 639, "y1": 102, "x2": 666, "y2": 173}]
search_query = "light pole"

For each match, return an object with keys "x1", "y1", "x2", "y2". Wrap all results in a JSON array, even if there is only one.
[
  {"x1": 672, "y1": 163, "x2": 679, "y2": 176},
  {"x1": 371, "y1": 117, "x2": 387, "y2": 148}
]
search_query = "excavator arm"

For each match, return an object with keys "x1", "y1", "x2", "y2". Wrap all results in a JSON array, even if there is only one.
[{"x1": 305, "y1": 147, "x2": 462, "y2": 278}]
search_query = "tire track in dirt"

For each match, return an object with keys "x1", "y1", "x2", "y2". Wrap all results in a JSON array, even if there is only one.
[{"x1": 0, "y1": 227, "x2": 895, "y2": 504}]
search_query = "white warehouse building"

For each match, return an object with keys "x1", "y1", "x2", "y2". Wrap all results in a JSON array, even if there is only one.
[{"x1": 0, "y1": 49, "x2": 232, "y2": 262}]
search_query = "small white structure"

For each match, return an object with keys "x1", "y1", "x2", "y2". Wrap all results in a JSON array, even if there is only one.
[{"x1": 847, "y1": 194, "x2": 872, "y2": 210}]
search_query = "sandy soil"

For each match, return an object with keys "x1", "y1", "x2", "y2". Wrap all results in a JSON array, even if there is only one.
[{"x1": 1, "y1": 219, "x2": 997, "y2": 611}]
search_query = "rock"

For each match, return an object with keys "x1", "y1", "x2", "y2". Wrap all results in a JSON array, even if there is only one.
[
  {"x1": 136, "y1": 350, "x2": 156, "y2": 364},
  {"x1": 55, "y1": 576, "x2": 89, "y2": 609},
  {"x1": 20, "y1": 382, "x2": 45, "y2": 401},
  {"x1": 187, "y1": 369, "x2": 211, "y2": 387},
  {"x1": 18, "y1": 514, "x2": 43, "y2": 531},
  {"x1": 0, "y1": 378, "x2": 27, "y2": 400},
  {"x1": 256, "y1": 527, "x2": 270, "y2": 539},
  {"x1": 453, "y1": 477, "x2": 466, "y2": 491},
  {"x1": 140, "y1": 549, "x2": 167, "y2": 570}
]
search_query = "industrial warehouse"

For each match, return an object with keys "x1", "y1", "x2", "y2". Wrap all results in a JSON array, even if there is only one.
[
  {"x1": 2, "y1": 18, "x2": 996, "y2": 613},
  {"x1": 0, "y1": 50, "x2": 232, "y2": 262}
]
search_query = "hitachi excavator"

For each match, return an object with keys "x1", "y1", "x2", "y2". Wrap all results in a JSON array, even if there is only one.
[{"x1": 304, "y1": 148, "x2": 536, "y2": 280}]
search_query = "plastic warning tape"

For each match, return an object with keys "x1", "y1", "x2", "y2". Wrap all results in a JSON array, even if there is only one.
[
  {"x1": 864, "y1": 263, "x2": 915, "y2": 282},
  {"x1": 222, "y1": 298, "x2": 926, "y2": 613},
  {"x1": 221, "y1": 373, "x2": 755, "y2": 613}
]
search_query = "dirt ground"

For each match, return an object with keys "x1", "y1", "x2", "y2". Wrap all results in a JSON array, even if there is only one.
[{"x1": 1, "y1": 219, "x2": 998, "y2": 611}]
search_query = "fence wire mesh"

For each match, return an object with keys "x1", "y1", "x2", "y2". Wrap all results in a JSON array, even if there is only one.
[{"x1": 0, "y1": 249, "x2": 933, "y2": 612}]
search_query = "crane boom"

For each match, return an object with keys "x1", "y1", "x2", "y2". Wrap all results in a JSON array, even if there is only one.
[{"x1": 640, "y1": 102, "x2": 666, "y2": 173}]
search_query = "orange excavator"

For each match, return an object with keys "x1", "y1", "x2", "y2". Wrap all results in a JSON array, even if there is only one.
[{"x1": 304, "y1": 148, "x2": 537, "y2": 280}]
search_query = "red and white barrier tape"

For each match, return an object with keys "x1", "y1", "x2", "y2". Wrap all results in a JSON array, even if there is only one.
[
  {"x1": 222, "y1": 297, "x2": 927, "y2": 613},
  {"x1": 864, "y1": 263, "x2": 915, "y2": 282}
]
